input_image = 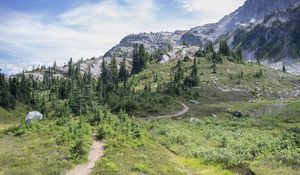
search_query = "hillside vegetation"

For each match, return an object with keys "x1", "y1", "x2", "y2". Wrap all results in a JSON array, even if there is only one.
[{"x1": 0, "y1": 41, "x2": 300, "y2": 175}]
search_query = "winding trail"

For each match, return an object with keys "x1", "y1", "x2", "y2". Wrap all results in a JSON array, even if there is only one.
[
  {"x1": 66, "y1": 133, "x2": 104, "y2": 175},
  {"x1": 66, "y1": 102, "x2": 188, "y2": 174},
  {"x1": 147, "y1": 102, "x2": 189, "y2": 119}
]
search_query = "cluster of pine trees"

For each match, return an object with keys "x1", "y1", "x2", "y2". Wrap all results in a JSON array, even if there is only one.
[
  {"x1": 0, "y1": 69, "x2": 39, "y2": 109},
  {"x1": 0, "y1": 44, "x2": 163, "y2": 117},
  {"x1": 0, "y1": 41, "x2": 245, "y2": 115},
  {"x1": 194, "y1": 40, "x2": 244, "y2": 74},
  {"x1": 164, "y1": 57, "x2": 199, "y2": 95},
  {"x1": 195, "y1": 40, "x2": 243, "y2": 64},
  {"x1": 131, "y1": 44, "x2": 149, "y2": 75}
]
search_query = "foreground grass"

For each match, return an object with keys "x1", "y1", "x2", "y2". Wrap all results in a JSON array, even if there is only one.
[
  {"x1": 146, "y1": 101, "x2": 300, "y2": 175},
  {"x1": 0, "y1": 104, "x2": 27, "y2": 125},
  {"x1": 90, "y1": 107, "x2": 234, "y2": 175},
  {"x1": 92, "y1": 132, "x2": 234, "y2": 175},
  {"x1": 0, "y1": 117, "x2": 92, "y2": 175}
]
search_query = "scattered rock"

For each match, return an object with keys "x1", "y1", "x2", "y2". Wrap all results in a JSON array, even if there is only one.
[
  {"x1": 212, "y1": 114, "x2": 218, "y2": 118},
  {"x1": 189, "y1": 117, "x2": 201, "y2": 124},
  {"x1": 225, "y1": 108, "x2": 232, "y2": 113},
  {"x1": 232, "y1": 111, "x2": 243, "y2": 118},
  {"x1": 189, "y1": 100, "x2": 200, "y2": 105},
  {"x1": 248, "y1": 99, "x2": 259, "y2": 103},
  {"x1": 25, "y1": 111, "x2": 43, "y2": 124}
]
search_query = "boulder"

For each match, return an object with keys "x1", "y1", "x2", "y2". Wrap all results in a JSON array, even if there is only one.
[
  {"x1": 232, "y1": 111, "x2": 243, "y2": 118},
  {"x1": 225, "y1": 108, "x2": 232, "y2": 113},
  {"x1": 189, "y1": 117, "x2": 201, "y2": 124},
  {"x1": 189, "y1": 100, "x2": 200, "y2": 105},
  {"x1": 25, "y1": 111, "x2": 43, "y2": 124}
]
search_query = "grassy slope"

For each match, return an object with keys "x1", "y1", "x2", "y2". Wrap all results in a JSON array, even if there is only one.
[
  {"x1": 133, "y1": 57, "x2": 300, "y2": 100},
  {"x1": 0, "y1": 103, "x2": 27, "y2": 131},
  {"x1": 146, "y1": 101, "x2": 300, "y2": 175},
  {"x1": 93, "y1": 58, "x2": 300, "y2": 175},
  {"x1": 0, "y1": 57, "x2": 299, "y2": 175},
  {"x1": 92, "y1": 130, "x2": 234, "y2": 175},
  {"x1": 0, "y1": 104, "x2": 92, "y2": 175}
]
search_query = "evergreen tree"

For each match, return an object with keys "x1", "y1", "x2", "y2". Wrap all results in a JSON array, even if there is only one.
[
  {"x1": 139, "y1": 44, "x2": 147, "y2": 70},
  {"x1": 100, "y1": 58, "x2": 108, "y2": 82},
  {"x1": 190, "y1": 58, "x2": 199, "y2": 86},
  {"x1": 131, "y1": 44, "x2": 140, "y2": 75},
  {"x1": 74, "y1": 64, "x2": 82, "y2": 85},
  {"x1": 183, "y1": 55, "x2": 190, "y2": 62},
  {"x1": 212, "y1": 60, "x2": 217, "y2": 74},
  {"x1": 195, "y1": 45, "x2": 204, "y2": 57},
  {"x1": 19, "y1": 73, "x2": 31, "y2": 104},
  {"x1": 58, "y1": 80, "x2": 69, "y2": 99},
  {"x1": 110, "y1": 56, "x2": 119, "y2": 86},
  {"x1": 167, "y1": 60, "x2": 186, "y2": 95},
  {"x1": 53, "y1": 61, "x2": 57, "y2": 70},
  {"x1": 205, "y1": 41, "x2": 214, "y2": 54},
  {"x1": 9, "y1": 77, "x2": 20, "y2": 99},
  {"x1": 119, "y1": 58, "x2": 128, "y2": 82},
  {"x1": 131, "y1": 44, "x2": 148, "y2": 75},
  {"x1": 68, "y1": 58, "x2": 74, "y2": 78},
  {"x1": 0, "y1": 69, "x2": 15, "y2": 109},
  {"x1": 212, "y1": 52, "x2": 222, "y2": 63},
  {"x1": 96, "y1": 76, "x2": 104, "y2": 103},
  {"x1": 283, "y1": 64, "x2": 287, "y2": 72},
  {"x1": 87, "y1": 65, "x2": 92, "y2": 84},
  {"x1": 256, "y1": 57, "x2": 261, "y2": 66},
  {"x1": 235, "y1": 48, "x2": 243, "y2": 63},
  {"x1": 100, "y1": 58, "x2": 113, "y2": 94},
  {"x1": 219, "y1": 40, "x2": 230, "y2": 56},
  {"x1": 40, "y1": 95, "x2": 46, "y2": 115},
  {"x1": 173, "y1": 60, "x2": 184, "y2": 84}
]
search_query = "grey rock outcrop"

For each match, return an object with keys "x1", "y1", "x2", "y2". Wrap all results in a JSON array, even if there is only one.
[
  {"x1": 104, "y1": 31, "x2": 186, "y2": 58},
  {"x1": 232, "y1": 111, "x2": 243, "y2": 118},
  {"x1": 25, "y1": 111, "x2": 43, "y2": 124}
]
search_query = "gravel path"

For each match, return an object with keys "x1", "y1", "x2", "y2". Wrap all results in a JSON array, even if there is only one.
[
  {"x1": 66, "y1": 133, "x2": 104, "y2": 175},
  {"x1": 147, "y1": 102, "x2": 189, "y2": 119}
]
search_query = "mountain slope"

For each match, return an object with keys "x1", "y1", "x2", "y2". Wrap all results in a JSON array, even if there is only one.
[
  {"x1": 232, "y1": 4, "x2": 300, "y2": 61},
  {"x1": 180, "y1": 0, "x2": 300, "y2": 46},
  {"x1": 104, "y1": 0, "x2": 299, "y2": 61},
  {"x1": 104, "y1": 31, "x2": 186, "y2": 58}
]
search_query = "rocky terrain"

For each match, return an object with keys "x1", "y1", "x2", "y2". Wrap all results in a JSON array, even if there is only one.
[
  {"x1": 106, "y1": 0, "x2": 299, "y2": 57},
  {"x1": 180, "y1": 0, "x2": 299, "y2": 46},
  {"x1": 231, "y1": 4, "x2": 300, "y2": 61}
]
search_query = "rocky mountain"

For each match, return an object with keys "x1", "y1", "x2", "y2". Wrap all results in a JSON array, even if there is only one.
[
  {"x1": 105, "y1": 0, "x2": 299, "y2": 59},
  {"x1": 22, "y1": 57, "x2": 105, "y2": 79},
  {"x1": 104, "y1": 31, "x2": 186, "y2": 58},
  {"x1": 179, "y1": 0, "x2": 300, "y2": 46},
  {"x1": 231, "y1": 4, "x2": 300, "y2": 60}
]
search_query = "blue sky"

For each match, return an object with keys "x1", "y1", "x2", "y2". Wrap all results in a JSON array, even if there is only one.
[{"x1": 0, "y1": 0, "x2": 245, "y2": 74}]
